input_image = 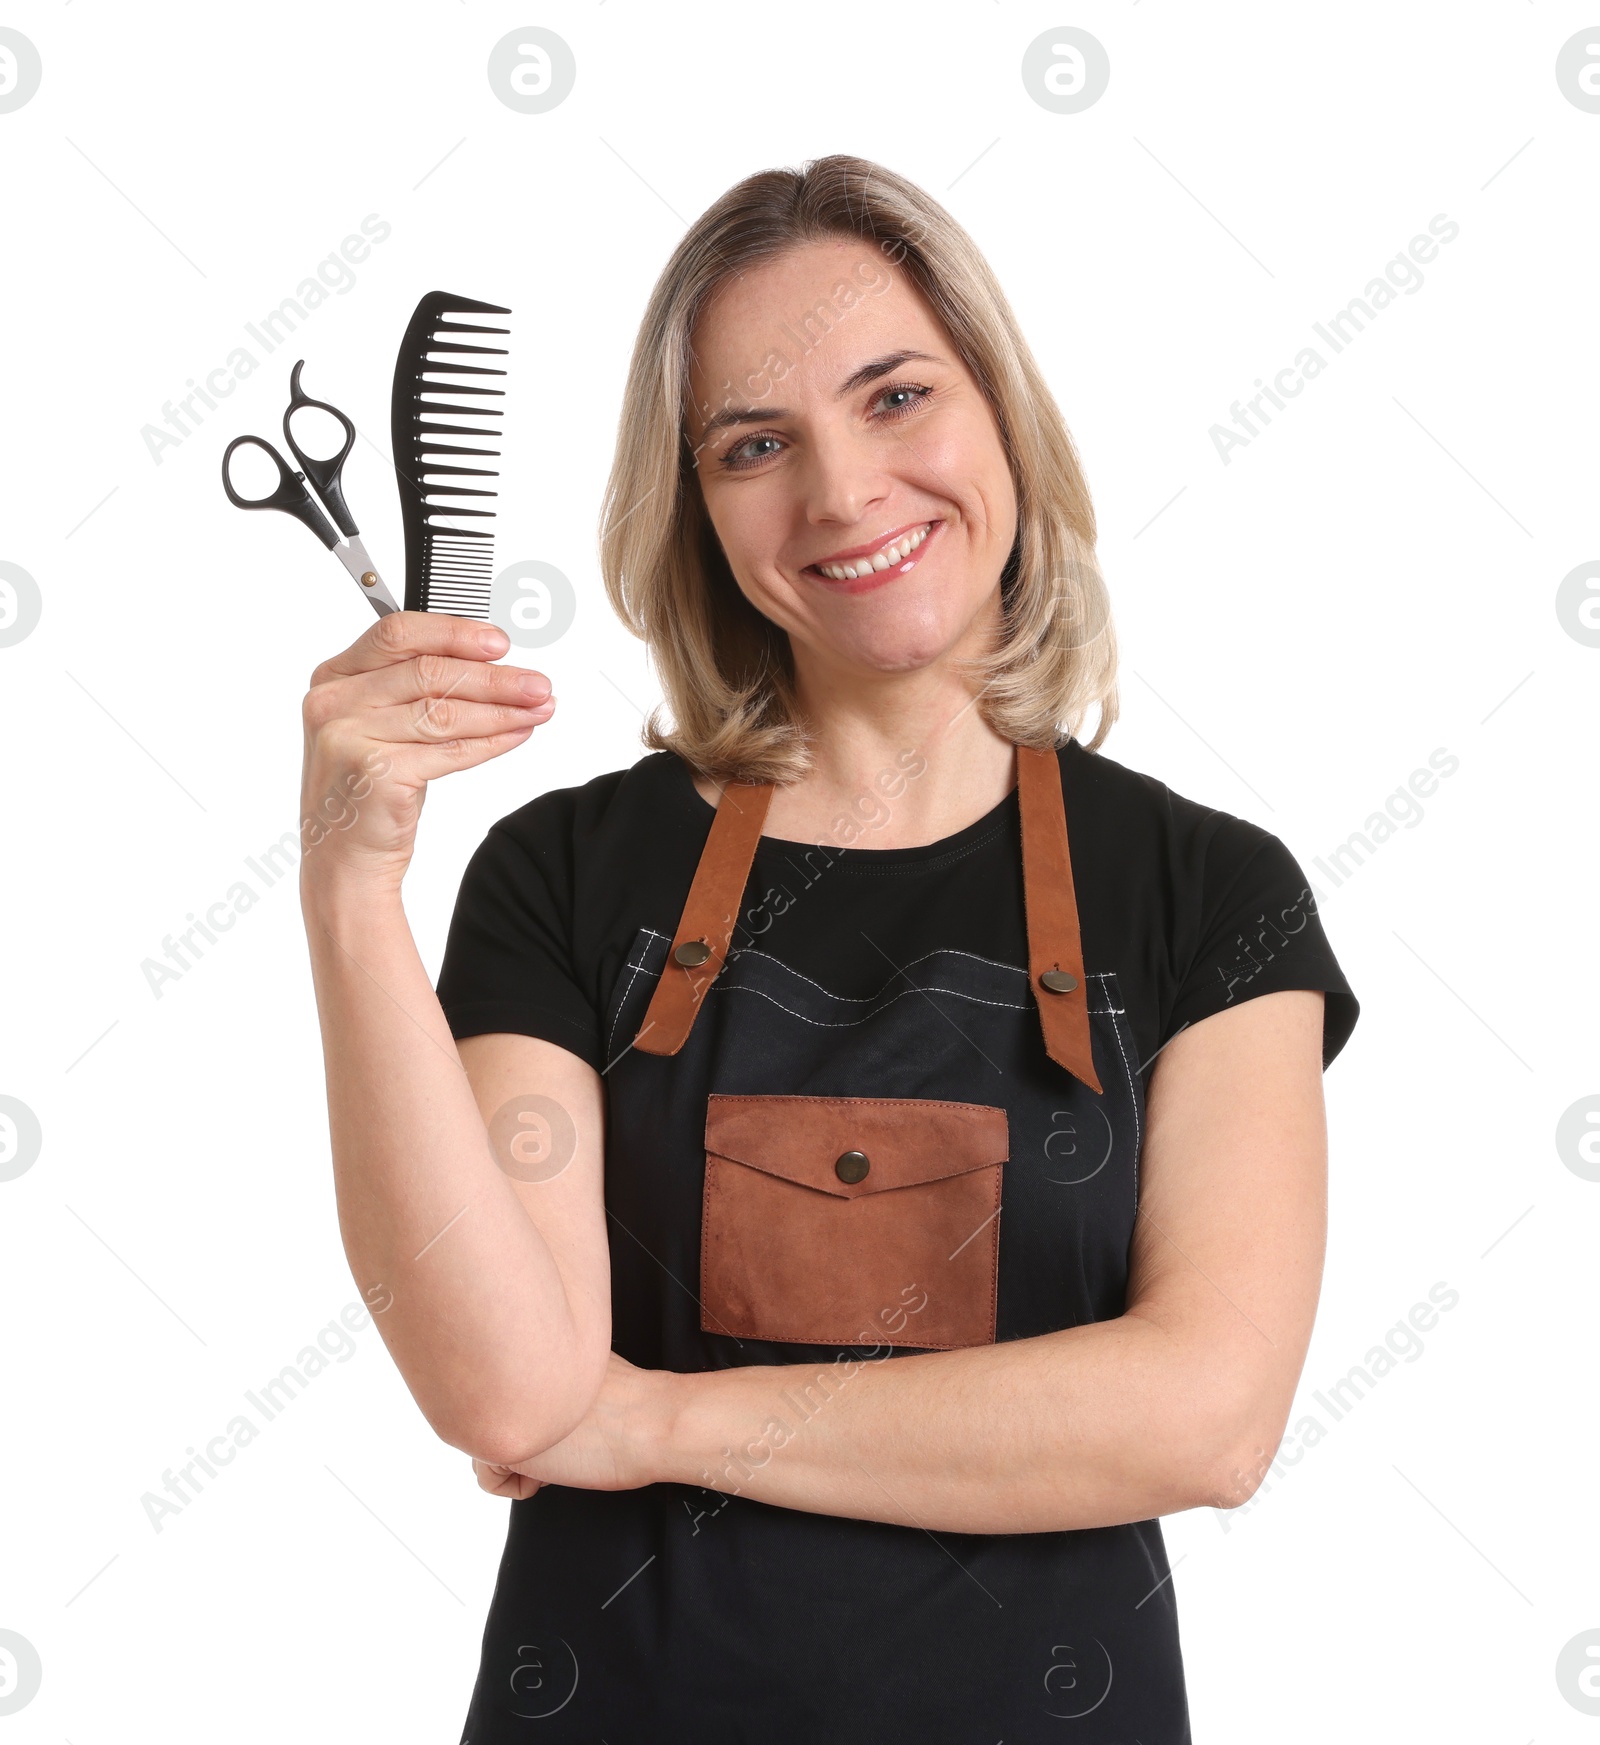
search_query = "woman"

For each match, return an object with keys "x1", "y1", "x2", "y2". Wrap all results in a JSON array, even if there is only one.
[{"x1": 299, "y1": 155, "x2": 1359, "y2": 1741}]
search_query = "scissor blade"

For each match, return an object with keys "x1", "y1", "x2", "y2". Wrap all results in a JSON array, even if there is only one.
[{"x1": 334, "y1": 537, "x2": 401, "y2": 617}]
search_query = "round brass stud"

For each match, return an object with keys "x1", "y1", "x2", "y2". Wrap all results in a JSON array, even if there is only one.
[
  {"x1": 673, "y1": 938, "x2": 712, "y2": 967},
  {"x1": 1039, "y1": 969, "x2": 1079, "y2": 994},
  {"x1": 834, "y1": 1149, "x2": 870, "y2": 1184}
]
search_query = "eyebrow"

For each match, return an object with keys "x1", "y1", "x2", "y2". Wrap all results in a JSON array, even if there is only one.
[{"x1": 695, "y1": 349, "x2": 943, "y2": 435}]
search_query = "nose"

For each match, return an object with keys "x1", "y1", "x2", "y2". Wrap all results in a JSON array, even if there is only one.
[{"x1": 800, "y1": 424, "x2": 891, "y2": 531}]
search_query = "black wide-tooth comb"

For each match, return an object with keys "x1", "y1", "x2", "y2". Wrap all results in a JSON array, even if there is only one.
[{"x1": 389, "y1": 291, "x2": 512, "y2": 618}]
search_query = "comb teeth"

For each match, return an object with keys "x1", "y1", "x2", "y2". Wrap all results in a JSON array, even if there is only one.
[{"x1": 390, "y1": 291, "x2": 512, "y2": 618}]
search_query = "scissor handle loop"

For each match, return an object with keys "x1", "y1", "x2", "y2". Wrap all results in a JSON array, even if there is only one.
[
  {"x1": 220, "y1": 435, "x2": 338, "y2": 549},
  {"x1": 283, "y1": 359, "x2": 360, "y2": 539}
]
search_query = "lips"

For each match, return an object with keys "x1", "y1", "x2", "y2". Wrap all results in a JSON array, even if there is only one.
[{"x1": 804, "y1": 519, "x2": 940, "y2": 585}]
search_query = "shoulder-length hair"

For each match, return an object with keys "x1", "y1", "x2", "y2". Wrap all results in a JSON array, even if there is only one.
[{"x1": 598, "y1": 152, "x2": 1119, "y2": 787}]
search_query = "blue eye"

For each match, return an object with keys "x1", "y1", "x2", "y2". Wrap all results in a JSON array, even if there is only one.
[
  {"x1": 873, "y1": 383, "x2": 933, "y2": 417},
  {"x1": 725, "y1": 433, "x2": 784, "y2": 469}
]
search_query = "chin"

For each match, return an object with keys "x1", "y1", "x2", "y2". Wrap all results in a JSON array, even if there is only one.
[
  {"x1": 839, "y1": 628, "x2": 963, "y2": 674},
  {"x1": 855, "y1": 592, "x2": 985, "y2": 660}
]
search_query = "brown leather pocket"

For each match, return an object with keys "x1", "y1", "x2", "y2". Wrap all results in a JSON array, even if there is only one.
[{"x1": 700, "y1": 1094, "x2": 1007, "y2": 1350}]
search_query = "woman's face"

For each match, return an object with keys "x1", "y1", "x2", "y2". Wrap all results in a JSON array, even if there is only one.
[{"x1": 685, "y1": 237, "x2": 1018, "y2": 691}]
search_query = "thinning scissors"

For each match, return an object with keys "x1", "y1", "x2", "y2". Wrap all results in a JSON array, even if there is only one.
[{"x1": 221, "y1": 361, "x2": 400, "y2": 617}]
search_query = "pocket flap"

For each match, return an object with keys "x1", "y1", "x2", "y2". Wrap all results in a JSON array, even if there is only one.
[{"x1": 705, "y1": 1094, "x2": 1008, "y2": 1199}]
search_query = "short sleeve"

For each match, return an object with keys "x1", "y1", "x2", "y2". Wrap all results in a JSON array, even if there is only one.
[
  {"x1": 434, "y1": 816, "x2": 605, "y2": 1074},
  {"x1": 1163, "y1": 821, "x2": 1360, "y2": 1070}
]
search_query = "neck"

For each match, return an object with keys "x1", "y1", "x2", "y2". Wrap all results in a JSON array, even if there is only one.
[{"x1": 756, "y1": 669, "x2": 1019, "y2": 851}]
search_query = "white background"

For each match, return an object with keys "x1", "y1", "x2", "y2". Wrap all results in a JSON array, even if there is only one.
[{"x1": 2, "y1": 2, "x2": 1597, "y2": 1739}]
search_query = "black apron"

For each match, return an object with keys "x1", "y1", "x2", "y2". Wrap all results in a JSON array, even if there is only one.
[{"x1": 461, "y1": 743, "x2": 1192, "y2": 1743}]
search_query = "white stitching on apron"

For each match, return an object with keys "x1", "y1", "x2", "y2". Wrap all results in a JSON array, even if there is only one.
[
  {"x1": 724, "y1": 941, "x2": 1036, "y2": 994},
  {"x1": 607, "y1": 930, "x2": 669, "y2": 1059},
  {"x1": 708, "y1": 982, "x2": 1030, "y2": 1025},
  {"x1": 1096, "y1": 972, "x2": 1142, "y2": 1202},
  {"x1": 610, "y1": 935, "x2": 1130, "y2": 1047}
]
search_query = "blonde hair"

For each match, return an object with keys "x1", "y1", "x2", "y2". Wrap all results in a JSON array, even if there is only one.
[{"x1": 598, "y1": 152, "x2": 1119, "y2": 786}]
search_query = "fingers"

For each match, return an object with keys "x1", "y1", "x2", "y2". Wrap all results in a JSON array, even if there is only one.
[
  {"x1": 297, "y1": 613, "x2": 554, "y2": 876},
  {"x1": 384, "y1": 723, "x2": 549, "y2": 787},
  {"x1": 310, "y1": 610, "x2": 510, "y2": 688},
  {"x1": 473, "y1": 1458, "x2": 542, "y2": 1500},
  {"x1": 358, "y1": 692, "x2": 556, "y2": 747},
  {"x1": 303, "y1": 645, "x2": 552, "y2": 732}
]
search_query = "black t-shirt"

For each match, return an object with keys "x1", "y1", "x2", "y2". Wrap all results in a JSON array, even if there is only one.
[{"x1": 436, "y1": 737, "x2": 1360, "y2": 1085}]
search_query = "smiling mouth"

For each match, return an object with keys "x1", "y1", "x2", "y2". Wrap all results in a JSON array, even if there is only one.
[{"x1": 804, "y1": 520, "x2": 940, "y2": 583}]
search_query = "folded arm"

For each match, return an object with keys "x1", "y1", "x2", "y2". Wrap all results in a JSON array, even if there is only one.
[{"x1": 480, "y1": 987, "x2": 1329, "y2": 1534}]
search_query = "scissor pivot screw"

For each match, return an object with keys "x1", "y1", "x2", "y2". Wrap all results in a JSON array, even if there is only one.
[{"x1": 360, "y1": 572, "x2": 378, "y2": 588}]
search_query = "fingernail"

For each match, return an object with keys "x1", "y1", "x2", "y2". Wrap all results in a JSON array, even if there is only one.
[
  {"x1": 518, "y1": 672, "x2": 551, "y2": 700},
  {"x1": 478, "y1": 626, "x2": 509, "y2": 654}
]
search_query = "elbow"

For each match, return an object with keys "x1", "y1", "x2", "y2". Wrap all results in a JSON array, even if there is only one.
[
  {"x1": 1099, "y1": 1317, "x2": 1285, "y2": 1518},
  {"x1": 446, "y1": 1396, "x2": 589, "y2": 1468},
  {"x1": 1157, "y1": 1350, "x2": 1286, "y2": 1513},
  {"x1": 446, "y1": 1356, "x2": 612, "y2": 1468},
  {"x1": 456, "y1": 1420, "x2": 569, "y2": 1469},
  {"x1": 1188, "y1": 1407, "x2": 1287, "y2": 1513}
]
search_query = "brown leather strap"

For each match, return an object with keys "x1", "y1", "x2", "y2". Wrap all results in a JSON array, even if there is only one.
[
  {"x1": 631, "y1": 778, "x2": 774, "y2": 1057},
  {"x1": 636, "y1": 746, "x2": 1103, "y2": 1094},
  {"x1": 1016, "y1": 741, "x2": 1103, "y2": 1093}
]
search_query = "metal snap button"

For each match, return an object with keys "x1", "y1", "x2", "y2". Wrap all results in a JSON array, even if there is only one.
[
  {"x1": 1039, "y1": 969, "x2": 1079, "y2": 994},
  {"x1": 673, "y1": 939, "x2": 712, "y2": 967},
  {"x1": 834, "y1": 1149, "x2": 870, "y2": 1184}
]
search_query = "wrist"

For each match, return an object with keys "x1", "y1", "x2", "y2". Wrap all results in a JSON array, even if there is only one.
[
  {"x1": 630, "y1": 1364, "x2": 692, "y2": 1487},
  {"x1": 638, "y1": 1366, "x2": 775, "y2": 1494},
  {"x1": 300, "y1": 858, "x2": 407, "y2": 923}
]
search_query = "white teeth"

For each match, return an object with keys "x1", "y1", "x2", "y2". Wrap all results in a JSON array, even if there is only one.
[{"x1": 816, "y1": 521, "x2": 932, "y2": 581}]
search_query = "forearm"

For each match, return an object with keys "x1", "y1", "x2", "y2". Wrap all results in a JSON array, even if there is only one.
[
  {"x1": 303, "y1": 871, "x2": 603, "y2": 1452},
  {"x1": 652, "y1": 1316, "x2": 1242, "y2": 1534}
]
